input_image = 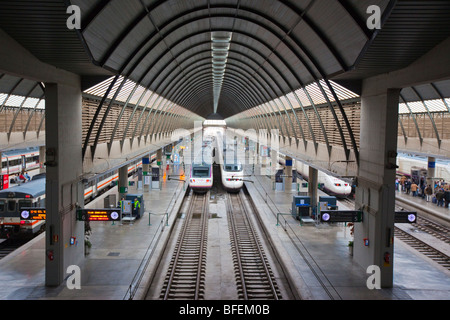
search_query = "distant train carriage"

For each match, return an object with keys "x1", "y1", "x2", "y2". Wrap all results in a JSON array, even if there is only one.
[
  {"x1": 278, "y1": 154, "x2": 352, "y2": 198},
  {"x1": 1, "y1": 148, "x2": 40, "y2": 177}
]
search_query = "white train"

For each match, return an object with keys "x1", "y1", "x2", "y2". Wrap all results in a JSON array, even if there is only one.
[
  {"x1": 218, "y1": 146, "x2": 244, "y2": 192},
  {"x1": 83, "y1": 160, "x2": 144, "y2": 200},
  {"x1": 189, "y1": 163, "x2": 213, "y2": 193},
  {"x1": 189, "y1": 145, "x2": 213, "y2": 193},
  {"x1": 278, "y1": 154, "x2": 352, "y2": 198},
  {"x1": 1, "y1": 148, "x2": 41, "y2": 177}
]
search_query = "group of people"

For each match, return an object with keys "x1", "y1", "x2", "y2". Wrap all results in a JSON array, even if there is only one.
[
  {"x1": 118, "y1": 197, "x2": 142, "y2": 219},
  {"x1": 396, "y1": 176, "x2": 450, "y2": 208},
  {"x1": 9, "y1": 169, "x2": 31, "y2": 184}
]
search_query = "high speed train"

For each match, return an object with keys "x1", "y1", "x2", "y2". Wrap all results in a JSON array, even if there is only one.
[
  {"x1": 218, "y1": 146, "x2": 244, "y2": 192},
  {"x1": 278, "y1": 154, "x2": 352, "y2": 198},
  {"x1": 0, "y1": 159, "x2": 146, "y2": 239}
]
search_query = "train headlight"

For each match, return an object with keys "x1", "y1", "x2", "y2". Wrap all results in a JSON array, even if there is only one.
[
  {"x1": 408, "y1": 214, "x2": 416, "y2": 223},
  {"x1": 321, "y1": 213, "x2": 330, "y2": 222}
]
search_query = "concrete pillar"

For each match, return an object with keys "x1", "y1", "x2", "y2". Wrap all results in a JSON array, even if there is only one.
[
  {"x1": 157, "y1": 149, "x2": 163, "y2": 189},
  {"x1": 39, "y1": 146, "x2": 46, "y2": 173},
  {"x1": 271, "y1": 148, "x2": 278, "y2": 187},
  {"x1": 285, "y1": 156, "x2": 293, "y2": 193},
  {"x1": 427, "y1": 157, "x2": 436, "y2": 187},
  {"x1": 44, "y1": 82, "x2": 84, "y2": 287},
  {"x1": 118, "y1": 165, "x2": 128, "y2": 200},
  {"x1": 308, "y1": 166, "x2": 318, "y2": 216},
  {"x1": 355, "y1": 88, "x2": 401, "y2": 288}
]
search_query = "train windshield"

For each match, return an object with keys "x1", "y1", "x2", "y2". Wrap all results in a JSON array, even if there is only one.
[
  {"x1": 0, "y1": 200, "x2": 5, "y2": 213},
  {"x1": 224, "y1": 164, "x2": 242, "y2": 172},
  {"x1": 18, "y1": 200, "x2": 32, "y2": 210},
  {"x1": 7, "y1": 201, "x2": 15, "y2": 212},
  {"x1": 193, "y1": 167, "x2": 210, "y2": 178}
]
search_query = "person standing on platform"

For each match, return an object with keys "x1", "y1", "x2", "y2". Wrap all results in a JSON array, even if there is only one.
[
  {"x1": 425, "y1": 185, "x2": 433, "y2": 202},
  {"x1": 405, "y1": 179, "x2": 411, "y2": 194},
  {"x1": 436, "y1": 189, "x2": 445, "y2": 207},
  {"x1": 133, "y1": 198, "x2": 141, "y2": 219},
  {"x1": 410, "y1": 182, "x2": 418, "y2": 197},
  {"x1": 444, "y1": 187, "x2": 450, "y2": 208}
]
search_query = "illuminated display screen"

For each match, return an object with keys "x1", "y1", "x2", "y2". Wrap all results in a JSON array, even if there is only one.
[
  {"x1": 394, "y1": 211, "x2": 417, "y2": 224},
  {"x1": 20, "y1": 208, "x2": 46, "y2": 220},
  {"x1": 320, "y1": 210, "x2": 363, "y2": 223},
  {"x1": 77, "y1": 209, "x2": 121, "y2": 222}
]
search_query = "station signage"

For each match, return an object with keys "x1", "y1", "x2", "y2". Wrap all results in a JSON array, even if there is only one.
[
  {"x1": 77, "y1": 209, "x2": 121, "y2": 222},
  {"x1": 20, "y1": 208, "x2": 46, "y2": 220},
  {"x1": 320, "y1": 210, "x2": 363, "y2": 223},
  {"x1": 394, "y1": 211, "x2": 417, "y2": 224}
]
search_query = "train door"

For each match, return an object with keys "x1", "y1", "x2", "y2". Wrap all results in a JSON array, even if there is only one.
[{"x1": 21, "y1": 155, "x2": 26, "y2": 171}]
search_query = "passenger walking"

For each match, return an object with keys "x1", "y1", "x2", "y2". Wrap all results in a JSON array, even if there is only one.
[{"x1": 425, "y1": 185, "x2": 433, "y2": 202}]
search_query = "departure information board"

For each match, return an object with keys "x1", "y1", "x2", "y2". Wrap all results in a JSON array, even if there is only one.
[
  {"x1": 20, "y1": 208, "x2": 46, "y2": 220},
  {"x1": 394, "y1": 211, "x2": 417, "y2": 223},
  {"x1": 77, "y1": 209, "x2": 121, "y2": 222},
  {"x1": 320, "y1": 210, "x2": 363, "y2": 223}
]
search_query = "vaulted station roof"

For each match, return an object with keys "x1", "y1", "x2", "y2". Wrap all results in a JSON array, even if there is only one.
[{"x1": 0, "y1": 0, "x2": 449, "y2": 120}]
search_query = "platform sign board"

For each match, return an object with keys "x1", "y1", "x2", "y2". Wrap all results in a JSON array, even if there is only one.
[
  {"x1": 1, "y1": 174, "x2": 9, "y2": 190},
  {"x1": 20, "y1": 208, "x2": 46, "y2": 220},
  {"x1": 394, "y1": 211, "x2": 417, "y2": 223},
  {"x1": 320, "y1": 210, "x2": 363, "y2": 223},
  {"x1": 77, "y1": 209, "x2": 121, "y2": 222}
]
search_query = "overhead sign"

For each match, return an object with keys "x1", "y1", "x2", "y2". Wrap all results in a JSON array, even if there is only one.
[
  {"x1": 395, "y1": 211, "x2": 417, "y2": 224},
  {"x1": 20, "y1": 208, "x2": 46, "y2": 220},
  {"x1": 320, "y1": 210, "x2": 363, "y2": 223},
  {"x1": 77, "y1": 209, "x2": 121, "y2": 222}
]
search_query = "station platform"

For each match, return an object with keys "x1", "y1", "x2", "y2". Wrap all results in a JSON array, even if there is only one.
[
  {"x1": 395, "y1": 189, "x2": 450, "y2": 226},
  {"x1": 244, "y1": 172, "x2": 450, "y2": 300},
  {"x1": 0, "y1": 164, "x2": 449, "y2": 301},
  {"x1": 0, "y1": 165, "x2": 189, "y2": 300}
]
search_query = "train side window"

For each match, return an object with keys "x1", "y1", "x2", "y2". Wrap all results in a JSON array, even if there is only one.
[
  {"x1": 0, "y1": 200, "x2": 5, "y2": 213},
  {"x1": 7, "y1": 200, "x2": 16, "y2": 212}
]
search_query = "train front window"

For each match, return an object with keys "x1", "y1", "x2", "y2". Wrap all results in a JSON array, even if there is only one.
[
  {"x1": 7, "y1": 200, "x2": 16, "y2": 212},
  {"x1": 0, "y1": 200, "x2": 5, "y2": 213},
  {"x1": 19, "y1": 200, "x2": 32, "y2": 210},
  {"x1": 193, "y1": 168, "x2": 210, "y2": 178},
  {"x1": 224, "y1": 164, "x2": 242, "y2": 172}
]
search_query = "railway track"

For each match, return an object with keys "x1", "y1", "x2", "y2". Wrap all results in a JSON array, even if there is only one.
[
  {"x1": 343, "y1": 197, "x2": 450, "y2": 270},
  {"x1": 394, "y1": 228, "x2": 450, "y2": 270},
  {"x1": 0, "y1": 239, "x2": 26, "y2": 260},
  {"x1": 160, "y1": 191, "x2": 209, "y2": 300},
  {"x1": 226, "y1": 192, "x2": 282, "y2": 300}
]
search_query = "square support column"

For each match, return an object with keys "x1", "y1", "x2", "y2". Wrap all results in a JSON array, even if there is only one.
[
  {"x1": 355, "y1": 88, "x2": 400, "y2": 288},
  {"x1": 45, "y1": 82, "x2": 84, "y2": 287}
]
